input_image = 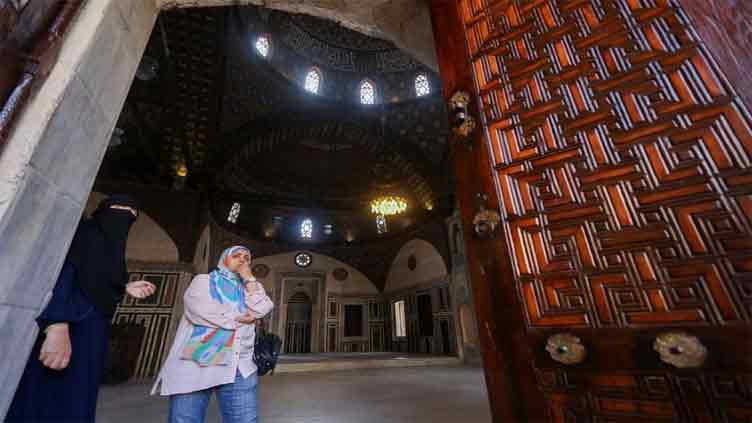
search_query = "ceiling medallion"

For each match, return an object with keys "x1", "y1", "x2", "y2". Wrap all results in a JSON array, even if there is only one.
[
  {"x1": 332, "y1": 268, "x2": 349, "y2": 281},
  {"x1": 370, "y1": 195, "x2": 408, "y2": 216},
  {"x1": 295, "y1": 252, "x2": 312, "y2": 268}
]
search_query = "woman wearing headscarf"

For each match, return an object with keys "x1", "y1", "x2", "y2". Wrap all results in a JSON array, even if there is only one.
[
  {"x1": 153, "y1": 245, "x2": 274, "y2": 423},
  {"x1": 6, "y1": 195, "x2": 157, "y2": 423}
]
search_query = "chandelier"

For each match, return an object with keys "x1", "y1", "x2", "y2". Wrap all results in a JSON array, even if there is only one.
[{"x1": 370, "y1": 195, "x2": 408, "y2": 216}]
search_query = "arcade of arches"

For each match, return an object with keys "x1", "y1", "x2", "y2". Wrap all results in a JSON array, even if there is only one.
[{"x1": 2, "y1": 0, "x2": 752, "y2": 422}]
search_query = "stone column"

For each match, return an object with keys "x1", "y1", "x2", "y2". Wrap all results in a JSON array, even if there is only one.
[{"x1": 0, "y1": 0, "x2": 157, "y2": 417}]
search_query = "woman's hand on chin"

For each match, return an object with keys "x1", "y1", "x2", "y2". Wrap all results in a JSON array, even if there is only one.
[{"x1": 237, "y1": 263, "x2": 254, "y2": 282}]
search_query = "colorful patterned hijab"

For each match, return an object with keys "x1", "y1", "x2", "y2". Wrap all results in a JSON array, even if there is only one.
[
  {"x1": 210, "y1": 246, "x2": 249, "y2": 313},
  {"x1": 182, "y1": 246, "x2": 250, "y2": 366}
]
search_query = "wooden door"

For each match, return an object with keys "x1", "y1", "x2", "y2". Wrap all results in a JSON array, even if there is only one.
[{"x1": 429, "y1": 0, "x2": 752, "y2": 421}]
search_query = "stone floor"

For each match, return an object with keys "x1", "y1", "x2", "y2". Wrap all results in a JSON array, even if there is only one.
[
  {"x1": 276, "y1": 352, "x2": 461, "y2": 373},
  {"x1": 97, "y1": 365, "x2": 492, "y2": 423}
]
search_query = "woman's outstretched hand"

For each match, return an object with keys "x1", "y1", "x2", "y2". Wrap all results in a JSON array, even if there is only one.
[
  {"x1": 40, "y1": 323, "x2": 72, "y2": 370},
  {"x1": 126, "y1": 280, "x2": 157, "y2": 299}
]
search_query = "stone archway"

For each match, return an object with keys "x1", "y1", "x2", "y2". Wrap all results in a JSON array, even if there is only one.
[{"x1": 0, "y1": 0, "x2": 438, "y2": 416}]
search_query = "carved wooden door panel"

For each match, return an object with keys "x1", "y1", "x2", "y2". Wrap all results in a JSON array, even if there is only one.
[{"x1": 432, "y1": 0, "x2": 752, "y2": 421}]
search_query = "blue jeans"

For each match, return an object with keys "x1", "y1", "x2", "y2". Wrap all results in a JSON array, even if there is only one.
[{"x1": 168, "y1": 371, "x2": 259, "y2": 423}]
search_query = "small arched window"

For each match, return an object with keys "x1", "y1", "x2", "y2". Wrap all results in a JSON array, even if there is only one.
[
  {"x1": 359, "y1": 80, "x2": 376, "y2": 105},
  {"x1": 376, "y1": 215, "x2": 387, "y2": 234},
  {"x1": 228, "y1": 202, "x2": 241, "y2": 223},
  {"x1": 300, "y1": 218, "x2": 313, "y2": 239},
  {"x1": 255, "y1": 35, "x2": 270, "y2": 58},
  {"x1": 415, "y1": 73, "x2": 430, "y2": 97},
  {"x1": 304, "y1": 68, "x2": 321, "y2": 94}
]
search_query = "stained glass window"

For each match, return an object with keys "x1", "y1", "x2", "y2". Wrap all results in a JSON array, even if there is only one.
[
  {"x1": 228, "y1": 202, "x2": 241, "y2": 223},
  {"x1": 301, "y1": 218, "x2": 313, "y2": 239},
  {"x1": 304, "y1": 68, "x2": 321, "y2": 94},
  {"x1": 415, "y1": 73, "x2": 430, "y2": 97},
  {"x1": 360, "y1": 80, "x2": 375, "y2": 105},
  {"x1": 376, "y1": 214, "x2": 387, "y2": 234},
  {"x1": 255, "y1": 35, "x2": 270, "y2": 58}
]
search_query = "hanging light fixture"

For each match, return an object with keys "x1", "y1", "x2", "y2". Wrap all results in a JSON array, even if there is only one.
[{"x1": 370, "y1": 195, "x2": 408, "y2": 216}]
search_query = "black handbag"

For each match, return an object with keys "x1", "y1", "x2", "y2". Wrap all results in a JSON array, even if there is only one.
[{"x1": 253, "y1": 322, "x2": 282, "y2": 376}]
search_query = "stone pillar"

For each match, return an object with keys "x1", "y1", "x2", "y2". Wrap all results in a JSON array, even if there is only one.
[{"x1": 0, "y1": 0, "x2": 157, "y2": 417}]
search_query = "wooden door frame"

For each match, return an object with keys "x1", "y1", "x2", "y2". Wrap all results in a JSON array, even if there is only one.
[
  {"x1": 427, "y1": 1, "x2": 752, "y2": 422},
  {"x1": 428, "y1": 1, "x2": 546, "y2": 421}
]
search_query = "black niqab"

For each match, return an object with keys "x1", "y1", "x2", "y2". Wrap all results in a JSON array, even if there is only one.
[{"x1": 67, "y1": 195, "x2": 139, "y2": 316}]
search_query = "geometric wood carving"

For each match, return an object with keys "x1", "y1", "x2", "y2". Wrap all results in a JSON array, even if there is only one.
[
  {"x1": 460, "y1": 0, "x2": 752, "y2": 329},
  {"x1": 537, "y1": 369, "x2": 752, "y2": 422}
]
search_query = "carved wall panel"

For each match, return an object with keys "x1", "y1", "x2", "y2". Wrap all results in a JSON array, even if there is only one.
[
  {"x1": 114, "y1": 271, "x2": 184, "y2": 378},
  {"x1": 460, "y1": 0, "x2": 752, "y2": 330}
]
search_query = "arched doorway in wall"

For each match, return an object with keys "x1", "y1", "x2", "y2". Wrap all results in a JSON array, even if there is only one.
[{"x1": 285, "y1": 291, "x2": 312, "y2": 354}]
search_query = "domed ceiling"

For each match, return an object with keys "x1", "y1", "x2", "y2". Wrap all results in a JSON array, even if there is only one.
[
  {"x1": 223, "y1": 6, "x2": 440, "y2": 107},
  {"x1": 100, "y1": 5, "x2": 452, "y2": 244},
  {"x1": 272, "y1": 11, "x2": 423, "y2": 73}
]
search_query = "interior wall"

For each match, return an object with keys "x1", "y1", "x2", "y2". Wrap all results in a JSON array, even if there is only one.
[
  {"x1": 249, "y1": 251, "x2": 382, "y2": 353},
  {"x1": 383, "y1": 238, "x2": 456, "y2": 355},
  {"x1": 384, "y1": 238, "x2": 448, "y2": 294}
]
